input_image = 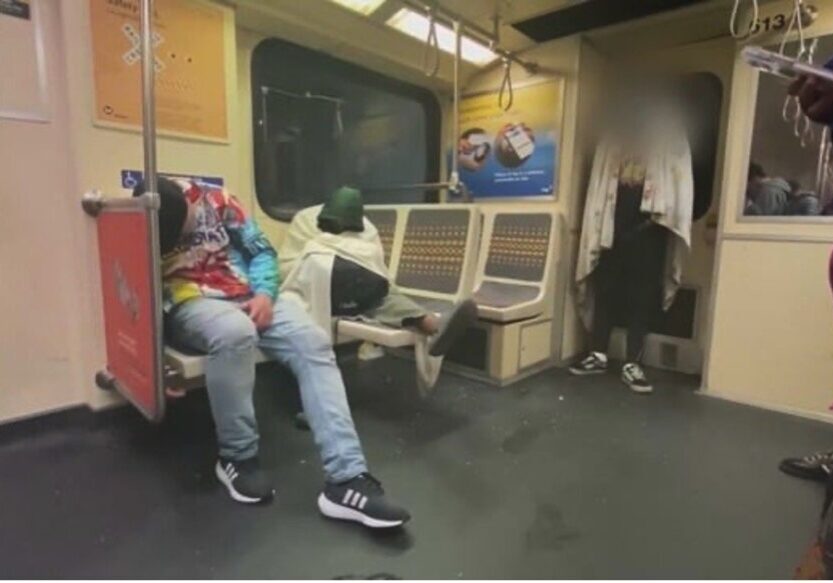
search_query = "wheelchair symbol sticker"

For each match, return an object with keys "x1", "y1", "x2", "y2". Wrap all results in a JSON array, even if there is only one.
[{"x1": 121, "y1": 171, "x2": 141, "y2": 190}]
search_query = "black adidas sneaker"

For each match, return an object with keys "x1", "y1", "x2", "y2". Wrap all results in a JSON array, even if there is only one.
[
  {"x1": 318, "y1": 473, "x2": 410, "y2": 529},
  {"x1": 779, "y1": 450, "x2": 833, "y2": 482},
  {"x1": 215, "y1": 457, "x2": 275, "y2": 504}
]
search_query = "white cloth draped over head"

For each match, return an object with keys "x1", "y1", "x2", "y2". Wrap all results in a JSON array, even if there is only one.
[
  {"x1": 279, "y1": 204, "x2": 390, "y2": 335},
  {"x1": 279, "y1": 205, "x2": 443, "y2": 393},
  {"x1": 575, "y1": 113, "x2": 694, "y2": 329}
]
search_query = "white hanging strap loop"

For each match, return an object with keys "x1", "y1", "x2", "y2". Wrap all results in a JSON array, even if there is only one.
[
  {"x1": 783, "y1": 93, "x2": 801, "y2": 123},
  {"x1": 798, "y1": 37, "x2": 820, "y2": 148},
  {"x1": 799, "y1": 114, "x2": 814, "y2": 147},
  {"x1": 779, "y1": 0, "x2": 807, "y2": 59},
  {"x1": 807, "y1": 37, "x2": 819, "y2": 64},
  {"x1": 730, "y1": 0, "x2": 759, "y2": 39},
  {"x1": 422, "y1": 10, "x2": 440, "y2": 78},
  {"x1": 334, "y1": 101, "x2": 344, "y2": 139},
  {"x1": 794, "y1": 0, "x2": 808, "y2": 58},
  {"x1": 498, "y1": 58, "x2": 514, "y2": 112},
  {"x1": 825, "y1": 128, "x2": 833, "y2": 192}
]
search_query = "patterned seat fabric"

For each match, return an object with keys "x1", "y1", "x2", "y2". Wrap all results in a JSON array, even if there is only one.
[
  {"x1": 364, "y1": 209, "x2": 397, "y2": 268},
  {"x1": 395, "y1": 209, "x2": 470, "y2": 295},
  {"x1": 484, "y1": 214, "x2": 552, "y2": 282}
]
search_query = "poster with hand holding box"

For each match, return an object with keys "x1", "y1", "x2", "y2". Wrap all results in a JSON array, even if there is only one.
[{"x1": 457, "y1": 78, "x2": 564, "y2": 199}]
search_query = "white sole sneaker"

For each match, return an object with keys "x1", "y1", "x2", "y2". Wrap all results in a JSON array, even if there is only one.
[
  {"x1": 622, "y1": 377, "x2": 653, "y2": 394},
  {"x1": 568, "y1": 367, "x2": 607, "y2": 377},
  {"x1": 214, "y1": 461, "x2": 273, "y2": 504},
  {"x1": 317, "y1": 493, "x2": 406, "y2": 529},
  {"x1": 428, "y1": 299, "x2": 477, "y2": 357}
]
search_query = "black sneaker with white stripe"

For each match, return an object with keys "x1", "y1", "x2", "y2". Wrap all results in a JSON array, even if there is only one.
[
  {"x1": 622, "y1": 362, "x2": 653, "y2": 394},
  {"x1": 318, "y1": 473, "x2": 410, "y2": 529},
  {"x1": 215, "y1": 457, "x2": 275, "y2": 504},
  {"x1": 569, "y1": 352, "x2": 608, "y2": 376},
  {"x1": 779, "y1": 450, "x2": 833, "y2": 482}
]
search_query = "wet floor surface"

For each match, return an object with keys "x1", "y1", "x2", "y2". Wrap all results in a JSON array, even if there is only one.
[{"x1": 1, "y1": 359, "x2": 832, "y2": 578}]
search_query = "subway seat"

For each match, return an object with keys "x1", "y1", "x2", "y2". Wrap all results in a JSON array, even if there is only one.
[
  {"x1": 334, "y1": 204, "x2": 481, "y2": 347},
  {"x1": 164, "y1": 205, "x2": 481, "y2": 381},
  {"x1": 472, "y1": 210, "x2": 558, "y2": 323},
  {"x1": 164, "y1": 345, "x2": 269, "y2": 381},
  {"x1": 163, "y1": 205, "x2": 559, "y2": 382}
]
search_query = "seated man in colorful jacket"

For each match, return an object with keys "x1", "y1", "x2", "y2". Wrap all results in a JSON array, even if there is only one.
[{"x1": 135, "y1": 177, "x2": 409, "y2": 529}]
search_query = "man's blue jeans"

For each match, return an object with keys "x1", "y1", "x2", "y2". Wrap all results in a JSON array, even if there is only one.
[{"x1": 168, "y1": 296, "x2": 368, "y2": 482}]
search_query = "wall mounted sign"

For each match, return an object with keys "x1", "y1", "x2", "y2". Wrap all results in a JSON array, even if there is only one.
[
  {"x1": 96, "y1": 208, "x2": 162, "y2": 421},
  {"x1": 120, "y1": 169, "x2": 224, "y2": 190},
  {"x1": 456, "y1": 78, "x2": 564, "y2": 199},
  {"x1": 89, "y1": 0, "x2": 228, "y2": 142}
]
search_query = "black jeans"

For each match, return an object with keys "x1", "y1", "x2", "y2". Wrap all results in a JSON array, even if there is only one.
[{"x1": 591, "y1": 223, "x2": 667, "y2": 362}]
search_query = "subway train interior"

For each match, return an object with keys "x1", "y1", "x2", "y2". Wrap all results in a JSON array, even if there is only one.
[{"x1": 7, "y1": 0, "x2": 833, "y2": 579}]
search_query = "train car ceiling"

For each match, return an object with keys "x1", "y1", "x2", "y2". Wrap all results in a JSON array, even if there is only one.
[
  {"x1": 512, "y1": 0, "x2": 713, "y2": 42},
  {"x1": 229, "y1": 0, "x2": 555, "y2": 88}
]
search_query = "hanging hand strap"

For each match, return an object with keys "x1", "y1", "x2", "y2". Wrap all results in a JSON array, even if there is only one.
[
  {"x1": 422, "y1": 10, "x2": 440, "y2": 78},
  {"x1": 498, "y1": 58, "x2": 514, "y2": 112},
  {"x1": 730, "y1": 0, "x2": 759, "y2": 39}
]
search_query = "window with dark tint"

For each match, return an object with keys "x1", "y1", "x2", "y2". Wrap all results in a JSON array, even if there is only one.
[{"x1": 252, "y1": 38, "x2": 441, "y2": 220}]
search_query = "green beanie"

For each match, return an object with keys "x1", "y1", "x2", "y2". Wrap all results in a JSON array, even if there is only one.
[{"x1": 318, "y1": 186, "x2": 365, "y2": 234}]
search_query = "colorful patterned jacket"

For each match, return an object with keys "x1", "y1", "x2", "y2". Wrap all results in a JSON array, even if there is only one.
[{"x1": 161, "y1": 180, "x2": 278, "y2": 311}]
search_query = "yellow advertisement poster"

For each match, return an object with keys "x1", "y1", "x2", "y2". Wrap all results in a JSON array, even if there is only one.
[
  {"x1": 89, "y1": 0, "x2": 227, "y2": 141},
  {"x1": 457, "y1": 79, "x2": 564, "y2": 198}
]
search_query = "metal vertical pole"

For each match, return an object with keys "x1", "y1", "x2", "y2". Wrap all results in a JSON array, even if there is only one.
[
  {"x1": 450, "y1": 20, "x2": 461, "y2": 189},
  {"x1": 140, "y1": 0, "x2": 165, "y2": 420},
  {"x1": 140, "y1": 0, "x2": 158, "y2": 196}
]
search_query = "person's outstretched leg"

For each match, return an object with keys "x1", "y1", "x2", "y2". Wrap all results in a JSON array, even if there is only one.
[
  {"x1": 258, "y1": 297, "x2": 410, "y2": 528},
  {"x1": 367, "y1": 290, "x2": 477, "y2": 357},
  {"x1": 169, "y1": 298, "x2": 274, "y2": 504}
]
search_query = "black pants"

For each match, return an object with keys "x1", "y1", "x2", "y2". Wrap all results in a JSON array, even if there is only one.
[{"x1": 591, "y1": 223, "x2": 667, "y2": 362}]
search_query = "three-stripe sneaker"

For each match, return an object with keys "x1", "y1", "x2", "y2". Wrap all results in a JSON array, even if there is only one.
[
  {"x1": 318, "y1": 473, "x2": 410, "y2": 529},
  {"x1": 215, "y1": 457, "x2": 275, "y2": 505},
  {"x1": 779, "y1": 450, "x2": 833, "y2": 482}
]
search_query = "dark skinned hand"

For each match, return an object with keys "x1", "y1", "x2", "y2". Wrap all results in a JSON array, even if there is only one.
[{"x1": 789, "y1": 74, "x2": 833, "y2": 125}]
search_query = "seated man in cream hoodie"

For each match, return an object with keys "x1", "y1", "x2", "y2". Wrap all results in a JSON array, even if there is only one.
[{"x1": 280, "y1": 187, "x2": 476, "y2": 389}]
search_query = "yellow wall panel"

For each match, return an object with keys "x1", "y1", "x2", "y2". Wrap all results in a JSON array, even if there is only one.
[{"x1": 707, "y1": 239, "x2": 833, "y2": 421}]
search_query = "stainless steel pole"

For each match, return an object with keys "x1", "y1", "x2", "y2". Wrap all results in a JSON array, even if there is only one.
[
  {"x1": 140, "y1": 0, "x2": 165, "y2": 421},
  {"x1": 140, "y1": 0, "x2": 158, "y2": 196},
  {"x1": 450, "y1": 19, "x2": 461, "y2": 189}
]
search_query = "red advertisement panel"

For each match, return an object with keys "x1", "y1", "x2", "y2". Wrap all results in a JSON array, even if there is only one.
[{"x1": 96, "y1": 210, "x2": 161, "y2": 419}]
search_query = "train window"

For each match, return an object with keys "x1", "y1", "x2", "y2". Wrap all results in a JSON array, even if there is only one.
[
  {"x1": 744, "y1": 35, "x2": 833, "y2": 220},
  {"x1": 678, "y1": 72, "x2": 723, "y2": 222},
  {"x1": 251, "y1": 38, "x2": 441, "y2": 221}
]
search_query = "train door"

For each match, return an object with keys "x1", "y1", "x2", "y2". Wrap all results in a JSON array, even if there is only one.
[
  {"x1": 0, "y1": 0, "x2": 87, "y2": 422},
  {"x1": 577, "y1": 35, "x2": 734, "y2": 380}
]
